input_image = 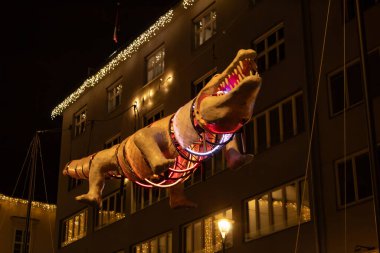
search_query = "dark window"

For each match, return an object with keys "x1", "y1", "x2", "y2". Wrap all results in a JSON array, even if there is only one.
[
  {"x1": 336, "y1": 151, "x2": 373, "y2": 207},
  {"x1": 347, "y1": 62, "x2": 363, "y2": 105},
  {"x1": 330, "y1": 71, "x2": 345, "y2": 114},
  {"x1": 368, "y1": 49, "x2": 380, "y2": 97},
  {"x1": 337, "y1": 160, "x2": 356, "y2": 205},
  {"x1": 245, "y1": 121, "x2": 255, "y2": 154},
  {"x1": 256, "y1": 115, "x2": 267, "y2": 152},
  {"x1": 268, "y1": 49, "x2": 277, "y2": 68},
  {"x1": 282, "y1": 101, "x2": 293, "y2": 140},
  {"x1": 269, "y1": 108, "x2": 280, "y2": 146},
  {"x1": 355, "y1": 153, "x2": 372, "y2": 199},
  {"x1": 295, "y1": 95, "x2": 305, "y2": 133}
]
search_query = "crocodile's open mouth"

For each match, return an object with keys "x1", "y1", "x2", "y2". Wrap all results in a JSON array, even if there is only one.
[
  {"x1": 214, "y1": 56, "x2": 259, "y2": 96},
  {"x1": 194, "y1": 49, "x2": 262, "y2": 134}
]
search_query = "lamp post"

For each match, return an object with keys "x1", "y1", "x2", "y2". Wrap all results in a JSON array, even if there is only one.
[{"x1": 218, "y1": 218, "x2": 232, "y2": 253}]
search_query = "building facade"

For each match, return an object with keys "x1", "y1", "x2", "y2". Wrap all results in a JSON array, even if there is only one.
[
  {"x1": 0, "y1": 194, "x2": 56, "y2": 253},
  {"x1": 53, "y1": 0, "x2": 380, "y2": 252}
]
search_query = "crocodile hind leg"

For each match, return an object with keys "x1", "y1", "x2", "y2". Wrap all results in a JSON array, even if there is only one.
[
  {"x1": 75, "y1": 147, "x2": 119, "y2": 208},
  {"x1": 169, "y1": 183, "x2": 197, "y2": 209},
  {"x1": 225, "y1": 135, "x2": 253, "y2": 170}
]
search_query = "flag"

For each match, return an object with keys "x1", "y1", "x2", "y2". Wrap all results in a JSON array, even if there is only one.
[{"x1": 113, "y1": 2, "x2": 120, "y2": 44}]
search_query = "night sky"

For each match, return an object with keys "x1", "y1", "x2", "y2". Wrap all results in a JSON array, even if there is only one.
[{"x1": 0, "y1": 0, "x2": 180, "y2": 203}]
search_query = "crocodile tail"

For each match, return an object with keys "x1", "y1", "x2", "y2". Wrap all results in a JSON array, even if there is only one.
[{"x1": 63, "y1": 153, "x2": 97, "y2": 180}]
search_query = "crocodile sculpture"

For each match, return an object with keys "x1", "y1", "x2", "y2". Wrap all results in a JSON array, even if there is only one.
[{"x1": 63, "y1": 49, "x2": 262, "y2": 209}]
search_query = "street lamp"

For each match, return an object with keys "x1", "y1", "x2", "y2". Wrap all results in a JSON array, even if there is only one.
[{"x1": 218, "y1": 218, "x2": 233, "y2": 253}]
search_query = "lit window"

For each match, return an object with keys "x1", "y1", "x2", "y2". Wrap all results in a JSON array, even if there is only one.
[
  {"x1": 61, "y1": 209, "x2": 88, "y2": 247},
  {"x1": 335, "y1": 150, "x2": 373, "y2": 207},
  {"x1": 74, "y1": 107, "x2": 87, "y2": 137},
  {"x1": 95, "y1": 188, "x2": 127, "y2": 230},
  {"x1": 131, "y1": 183, "x2": 167, "y2": 213},
  {"x1": 12, "y1": 229, "x2": 30, "y2": 253},
  {"x1": 104, "y1": 134, "x2": 122, "y2": 149},
  {"x1": 107, "y1": 83, "x2": 123, "y2": 112},
  {"x1": 244, "y1": 91, "x2": 305, "y2": 155},
  {"x1": 133, "y1": 231, "x2": 172, "y2": 253},
  {"x1": 146, "y1": 46, "x2": 165, "y2": 83},
  {"x1": 183, "y1": 208, "x2": 232, "y2": 253},
  {"x1": 194, "y1": 7, "x2": 217, "y2": 47},
  {"x1": 328, "y1": 61, "x2": 363, "y2": 116},
  {"x1": 245, "y1": 178, "x2": 310, "y2": 241},
  {"x1": 253, "y1": 23, "x2": 285, "y2": 73}
]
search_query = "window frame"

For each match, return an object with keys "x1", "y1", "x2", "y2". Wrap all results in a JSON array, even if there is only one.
[
  {"x1": 12, "y1": 228, "x2": 30, "y2": 253},
  {"x1": 73, "y1": 106, "x2": 87, "y2": 137},
  {"x1": 245, "y1": 91, "x2": 304, "y2": 155},
  {"x1": 327, "y1": 59, "x2": 363, "y2": 117},
  {"x1": 244, "y1": 178, "x2": 311, "y2": 241},
  {"x1": 94, "y1": 187, "x2": 127, "y2": 230},
  {"x1": 193, "y1": 4, "x2": 217, "y2": 48},
  {"x1": 183, "y1": 208, "x2": 233, "y2": 253},
  {"x1": 335, "y1": 148, "x2": 374, "y2": 209},
  {"x1": 132, "y1": 231, "x2": 172, "y2": 253},
  {"x1": 146, "y1": 45, "x2": 165, "y2": 83},
  {"x1": 252, "y1": 23, "x2": 285, "y2": 72},
  {"x1": 107, "y1": 81, "x2": 123, "y2": 113},
  {"x1": 60, "y1": 209, "x2": 88, "y2": 247},
  {"x1": 104, "y1": 133, "x2": 122, "y2": 149}
]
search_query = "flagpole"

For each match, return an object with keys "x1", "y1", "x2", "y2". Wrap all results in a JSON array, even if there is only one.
[{"x1": 355, "y1": 0, "x2": 380, "y2": 248}]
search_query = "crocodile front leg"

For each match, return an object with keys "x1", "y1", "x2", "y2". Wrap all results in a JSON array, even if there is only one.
[{"x1": 133, "y1": 127, "x2": 175, "y2": 176}]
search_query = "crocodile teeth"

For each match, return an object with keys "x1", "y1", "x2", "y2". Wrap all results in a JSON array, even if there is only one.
[{"x1": 237, "y1": 65, "x2": 244, "y2": 76}]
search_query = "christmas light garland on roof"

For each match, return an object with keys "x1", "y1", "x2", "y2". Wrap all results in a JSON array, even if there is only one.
[
  {"x1": 0, "y1": 194, "x2": 56, "y2": 212},
  {"x1": 51, "y1": 0, "x2": 197, "y2": 119}
]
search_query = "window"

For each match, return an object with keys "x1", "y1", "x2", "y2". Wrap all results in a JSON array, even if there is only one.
[
  {"x1": 95, "y1": 188, "x2": 127, "y2": 230},
  {"x1": 184, "y1": 208, "x2": 232, "y2": 253},
  {"x1": 74, "y1": 106, "x2": 87, "y2": 137},
  {"x1": 328, "y1": 60, "x2": 363, "y2": 116},
  {"x1": 194, "y1": 6, "x2": 217, "y2": 48},
  {"x1": 146, "y1": 46, "x2": 165, "y2": 83},
  {"x1": 253, "y1": 23, "x2": 285, "y2": 73},
  {"x1": 335, "y1": 150, "x2": 373, "y2": 207},
  {"x1": 131, "y1": 183, "x2": 168, "y2": 212},
  {"x1": 184, "y1": 150, "x2": 226, "y2": 188},
  {"x1": 104, "y1": 134, "x2": 122, "y2": 149},
  {"x1": 368, "y1": 48, "x2": 380, "y2": 97},
  {"x1": 61, "y1": 209, "x2": 88, "y2": 247},
  {"x1": 12, "y1": 229, "x2": 30, "y2": 253},
  {"x1": 191, "y1": 68, "x2": 217, "y2": 98},
  {"x1": 144, "y1": 108, "x2": 164, "y2": 127},
  {"x1": 133, "y1": 231, "x2": 172, "y2": 253},
  {"x1": 245, "y1": 178, "x2": 311, "y2": 241},
  {"x1": 107, "y1": 82, "x2": 123, "y2": 112},
  {"x1": 244, "y1": 91, "x2": 305, "y2": 155}
]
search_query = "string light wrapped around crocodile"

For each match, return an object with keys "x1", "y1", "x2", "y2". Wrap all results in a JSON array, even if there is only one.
[{"x1": 63, "y1": 49, "x2": 262, "y2": 209}]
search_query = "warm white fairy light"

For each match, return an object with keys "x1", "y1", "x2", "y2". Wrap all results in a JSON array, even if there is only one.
[
  {"x1": 0, "y1": 194, "x2": 56, "y2": 211},
  {"x1": 51, "y1": 10, "x2": 174, "y2": 119},
  {"x1": 51, "y1": 0, "x2": 198, "y2": 119},
  {"x1": 183, "y1": 0, "x2": 196, "y2": 9}
]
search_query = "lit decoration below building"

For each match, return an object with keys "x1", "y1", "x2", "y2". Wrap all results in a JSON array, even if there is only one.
[
  {"x1": 0, "y1": 194, "x2": 56, "y2": 211},
  {"x1": 51, "y1": 0, "x2": 198, "y2": 119}
]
